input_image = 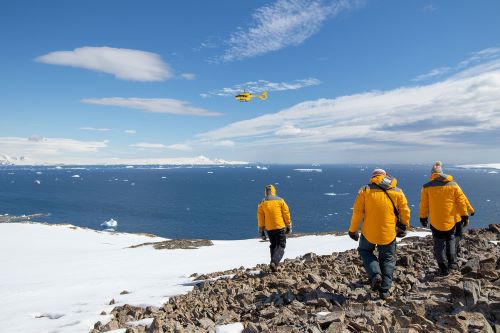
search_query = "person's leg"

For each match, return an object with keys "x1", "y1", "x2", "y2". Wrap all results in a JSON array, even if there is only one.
[
  {"x1": 268, "y1": 230, "x2": 278, "y2": 261},
  {"x1": 454, "y1": 221, "x2": 463, "y2": 257},
  {"x1": 358, "y1": 234, "x2": 381, "y2": 281},
  {"x1": 446, "y1": 232, "x2": 458, "y2": 269},
  {"x1": 378, "y1": 239, "x2": 396, "y2": 293},
  {"x1": 431, "y1": 225, "x2": 449, "y2": 275},
  {"x1": 270, "y1": 229, "x2": 286, "y2": 266}
]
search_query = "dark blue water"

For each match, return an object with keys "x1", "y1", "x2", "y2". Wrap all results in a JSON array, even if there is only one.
[{"x1": 0, "y1": 165, "x2": 498, "y2": 239}]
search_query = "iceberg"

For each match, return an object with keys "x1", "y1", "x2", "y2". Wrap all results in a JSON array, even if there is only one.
[
  {"x1": 294, "y1": 168, "x2": 322, "y2": 173},
  {"x1": 101, "y1": 218, "x2": 118, "y2": 228}
]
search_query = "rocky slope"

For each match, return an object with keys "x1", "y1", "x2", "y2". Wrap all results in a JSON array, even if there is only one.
[{"x1": 92, "y1": 225, "x2": 500, "y2": 333}]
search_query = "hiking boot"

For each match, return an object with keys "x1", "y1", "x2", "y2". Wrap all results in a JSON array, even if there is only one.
[
  {"x1": 379, "y1": 290, "x2": 390, "y2": 300},
  {"x1": 449, "y1": 262, "x2": 459, "y2": 271},
  {"x1": 269, "y1": 262, "x2": 278, "y2": 272},
  {"x1": 371, "y1": 274, "x2": 382, "y2": 291},
  {"x1": 438, "y1": 263, "x2": 449, "y2": 276}
]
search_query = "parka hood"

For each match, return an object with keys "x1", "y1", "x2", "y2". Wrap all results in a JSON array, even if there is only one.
[
  {"x1": 370, "y1": 174, "x2": 398, "y2": 189},
  {"x1": 430, "y1": 173, "x2": 453, "y2": 183},
  {"x1": 265, "y1": 184, "x2": 276, "y2": 197}
]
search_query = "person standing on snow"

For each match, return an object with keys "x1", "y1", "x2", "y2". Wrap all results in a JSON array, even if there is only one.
[
  {"x1": 348, "y1": 169, "x2": 411, "y2": 299},
  {"x1": 257, "y1": 184, "x2": 292, "y2": 272},
  {"x1": 419, "y1": 161, "x2": 469, "y2": 276}
]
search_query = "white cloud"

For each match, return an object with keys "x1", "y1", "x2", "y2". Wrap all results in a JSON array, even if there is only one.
[
  {"x1": 458, "y1": 47, "x2": 500, "y2": 68},
  {"x1": 422, "y1": 4, "x2": 437, "y2": 12},
  {"x1": 221, "y1": 0, "x2": 358, "y2": 61},
  {"x1": 412, "y1": 67, "x2": 450, "y2": 82},
  {"x1": 206, "y1": 78, "x2": 321, "y2": 97},
  {"x1": 413, "y1": 47, "x2": 500, "y2": 82},
  {"x1": 124, "y1": 130, "x2": 137, "y2": 134},
  {"x1": 130, "y1": 142, "x2": 167, "y2": 149},
  {"x1": 81, "y1": 97, "x2": 222, "y2": 116},
  {"x1": 167, "y1": 143, "x2": 192, "y2": 151},
  {"x1": 214, "y1": 140, "x2": 235, "y2": 147},
  {"x1": 181, "y1": 73, "x2": 196, "y2": 80},
  {"x1": 79, "y1": 127, "x2": 112, "y2": 132},
  {"x1": 36, "y1": 46, "x2": 172, "y2": 82},
  {"x1": 196, "y1": 58, "x2": 500, "y2": 162},
  {"x1": 0, "y1": 136, "x2": 108, "y2": 156}
]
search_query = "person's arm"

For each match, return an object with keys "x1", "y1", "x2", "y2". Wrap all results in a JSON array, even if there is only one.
[
  {"x1": 464, "y1": 194, "x2": 475, "y2": 215},
  {"x1": 419, "y1": 187, "x2": 429, "y2": 219},
  {"x1": 281, "y1": 200, "x2": 291, "y2": 226},
  {"x1": 348, "y1": 188, "x2": 365, "y2": 233},
  {"x1": 454, "y1": 186, "x2": 468, "y2": 217},
  {"x1": 257, "y1": 204, "x2": 265, "y2": 229},
  {"x1": 397, "y1": 192, "x2": 411, "y2": 228}
]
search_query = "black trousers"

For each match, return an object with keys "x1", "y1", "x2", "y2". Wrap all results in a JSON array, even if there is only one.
[
  {"x1": 455, "y1": 221, "x2": 464, "y2": 255},
  {"x1": 268, "y1": 228, "x2": 286, "y2": 265},
  {"x1": 430, "y1": 225, "x2": 457, "y2": 266}
]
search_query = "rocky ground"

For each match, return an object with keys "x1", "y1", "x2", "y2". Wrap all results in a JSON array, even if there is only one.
[{"x1": 92, "y1": 225, "x2": 500, "y2": 333}]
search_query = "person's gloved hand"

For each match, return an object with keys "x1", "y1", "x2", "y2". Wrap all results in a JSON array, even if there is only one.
[
  {"x1": 285, "y1": 225, "x2": 292, "y2": 234},
  {"x1": 420, "y1": 217, "x2": 428, "y2": 228},
  {"x1": 461, "y1": 215, "x2": 469, "y2": 227},
  {"x1": 259, "y1": 227, "x2": 267, "y2": 240},
  {"x1": 470, "y1": 211, "x2": 475, "y2": 216},
  {"x1": 348, "y1": 231, "x2": 359, "y2": 241},
  {"x1": 395, "y1": 221, "x2": 407, "y2": 238}
]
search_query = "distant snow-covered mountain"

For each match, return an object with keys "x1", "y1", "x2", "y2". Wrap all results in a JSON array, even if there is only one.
[
  {"x1": 0, "y1": 154, "x2": 248, "y2": 166},
  {"x1": 0, "y1": 154, "x2": 29, "y2": 165}
]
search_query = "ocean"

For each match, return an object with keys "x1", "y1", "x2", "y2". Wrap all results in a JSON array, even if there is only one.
[{"x1": 0, "y1": 165, "x2": 498, "y2": 240}]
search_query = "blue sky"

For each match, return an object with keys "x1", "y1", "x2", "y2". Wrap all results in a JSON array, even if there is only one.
[{"x1": 1, "y1": 0, "x2": 500, "y2": 164}]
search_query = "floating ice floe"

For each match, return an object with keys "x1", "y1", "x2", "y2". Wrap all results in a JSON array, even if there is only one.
[
  {"x1": 207, "y1": 171, "x2": 214, "y2": 174},
  {"x1": 36, "y1": 171, "x2": 43, "y2": 175},
  {"x1": 34, "y1": 180, "x2": 41, "y2": 185},
  {"x1": 101, "y1": 219, "x2": 118, "y2": 228},
  {"x1": 55, "y1": 166, "x2": 63, "y2": 169},
  {"x1": 324, "y1": 192, "x2": 350, "y2": 196},
  {"x1": 71, "y1": 175, "x2": 80, "y2": 178},
  {"x1": 489, "y1": 171, "x2": 498, "y2": 174},
  {"x1": 125, "y1": 166, "x2": 134, "y2": 169},
  {"x1": 161, "y1": 176, "x2": 167, "y2": 179},
  {"x1": 294, "y1": 168, "x2": 322, "y2": 173},
  {"x1": 256, "y1": 166, "x2": 268, "y2": 170}
]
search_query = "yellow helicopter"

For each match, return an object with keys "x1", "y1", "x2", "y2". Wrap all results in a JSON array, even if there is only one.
[{"x1": 235, "y1": 91, "x2": 268, "y2": 102}]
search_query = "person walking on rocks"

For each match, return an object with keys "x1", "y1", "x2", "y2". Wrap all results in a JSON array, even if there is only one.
[
  {"x1": 257, "y1": 184, "x2": 292, "y2": 272},
  {"x1": 348, "y1": 168, "x2": 411, "y2": 299},
  {"x1": 455, "y1": 193, "x2": 475, "y2": 257},
  {"x1": 419, "y1": 161, "x2": 469, "y2": 276}
]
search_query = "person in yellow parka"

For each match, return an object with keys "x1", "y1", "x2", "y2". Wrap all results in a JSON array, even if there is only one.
[
  {"x1": 455, "y1": 194, "x2": 475, "y2": 256},
  {"x1": 348, "y1": 169, "x2": 410, "y2": 299},
  {"x1": 419, "y1": 161, "x2": 468, "y2": 276},
  {"x1": 257, "y1": 184, "x2": 292, "y2": 272}
]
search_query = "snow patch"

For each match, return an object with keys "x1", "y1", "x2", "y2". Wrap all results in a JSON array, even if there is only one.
[{"x1": 215, "y1": 322, "x2": 244, "y2": 333}]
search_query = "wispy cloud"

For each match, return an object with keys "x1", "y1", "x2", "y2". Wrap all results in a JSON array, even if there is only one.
[
  {"x1": 79, "y1": 127, "x2": 112, "y2": 132},
  {"x1": 167, "y1": 143, "x2": 192, "y2": 151},
  {"x1": 181, "y1": 73, "x2": 196, "y2": 80},
  {"x1": 196, "y1": 57, "x2": 500, "y2": 161},
  {"x1": 204, "y1": 78, "x2": 321, "y2": 97},
  {"x1": 81, "y1": 97, "x2": 222, "y2": 116},
  {"x1": 124, "y1": 129, "x2": 137, "y2": 134},
  {"x1": 0, "y1": 136, "x2": 108, "y2": 156},
  {"x1": 412, "y1": 67, "x2": 450, "y2": 82},
  {"x1": 130, "y1": 142, "x2": 167, "y2": 149},
  {"x1": 36, "y1": 46, "x2": 172, "y2": 82},
  {"x1": 458, "y1": 47, "x2": 500, "y2": 68},
  {"x1": 413, "y1": 47, "x2": 500, "y2": 82},
  {"x1": 220, "y1": 0, "x2": 359, "y2": 62},
  {"x1": 422, "y1": 4, "x2": 437, "y2": 12}
]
